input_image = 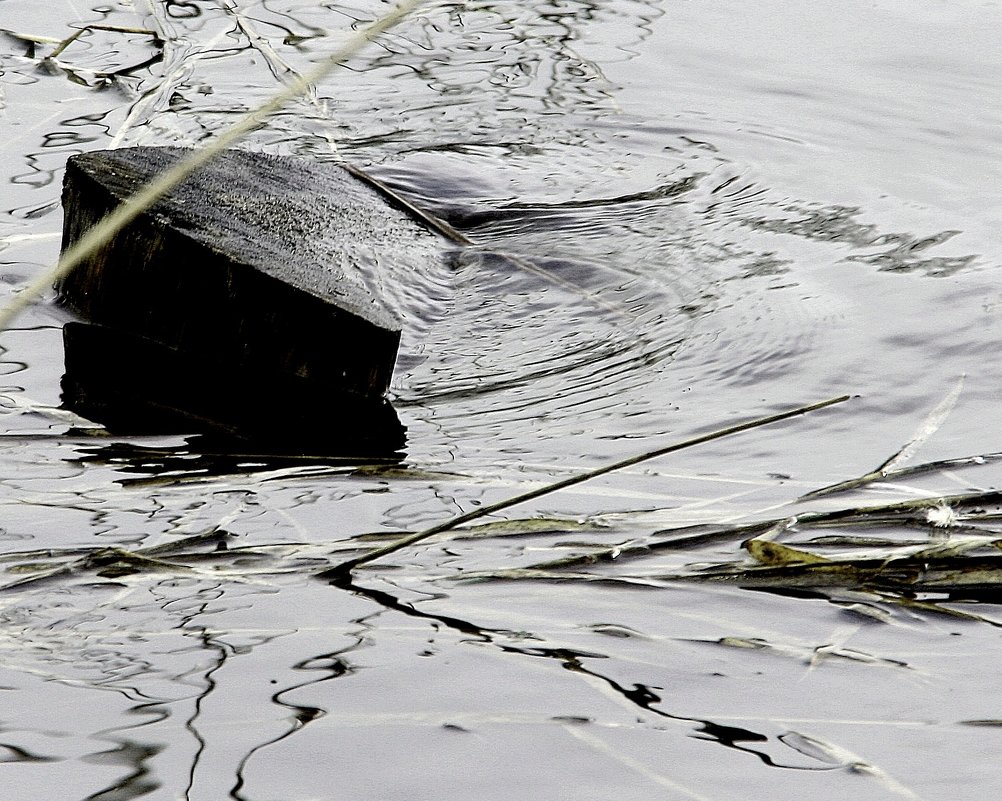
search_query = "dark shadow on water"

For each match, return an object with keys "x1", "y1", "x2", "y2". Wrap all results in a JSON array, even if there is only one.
[
  {"x1": 70, "y1": 437, "x2": 403, "y2": 483},
  {"x1": 82, "y1": 741, "x2": 162, "y2": 801},
  {"x1": 229, "y1": 653, "x2": 354, "y2": 801},
  {"x1": 58, "y1": 320, "x2": 407, "y2": 479},
  {"x1": 326, "y1": 574, "x2": 833, "y2": 771},
  {"x1": 61, "y1": 322, "x2": 406, "y2": 456}
]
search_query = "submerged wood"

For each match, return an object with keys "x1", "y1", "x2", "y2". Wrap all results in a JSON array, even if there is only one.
[{"x1": 57, "y1": 146, "x2": 450, "y2": 451}]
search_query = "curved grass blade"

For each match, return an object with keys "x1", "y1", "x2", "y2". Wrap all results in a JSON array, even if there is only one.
[
  {"x1": 801, "y1": 376, "x2": 965, "y2": 499},
  {"x1": 780, "y1": 732, "x2": 925, "y2": 800},
  {"x1": 849, "y1": 450, "x2": 1002, "y2": 489}
]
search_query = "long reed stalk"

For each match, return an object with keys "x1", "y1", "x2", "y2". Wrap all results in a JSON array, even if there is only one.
[{"x1": 319, "y1": 393, "x2": 850, "y2": 580}]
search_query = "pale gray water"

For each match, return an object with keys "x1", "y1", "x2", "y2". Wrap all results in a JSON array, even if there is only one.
[{"x1": 2, "y1": 1, "x2": 1002, "y2": 799}]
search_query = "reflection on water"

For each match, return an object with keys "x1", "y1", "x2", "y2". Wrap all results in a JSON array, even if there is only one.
[
  {"x1": 739, "y1": 201, "x2": 976, "y2": 277},
  {"x1": 4, "y1": 0, "x2": 1002, "y2": 798}
]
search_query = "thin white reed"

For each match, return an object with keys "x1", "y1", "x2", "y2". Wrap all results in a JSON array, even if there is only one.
[{"x1": 0, "y1": 0, "x2": 425, "y2": 332}]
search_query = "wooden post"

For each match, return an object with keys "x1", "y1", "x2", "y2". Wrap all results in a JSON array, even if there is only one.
[{"x1": 58, "y1": 147, "x2": 448, "y2": 452}]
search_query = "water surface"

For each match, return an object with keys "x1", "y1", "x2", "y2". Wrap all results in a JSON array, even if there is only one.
[{"x1": 2, "y1": 1, "x2": 1002, "y2": 799}]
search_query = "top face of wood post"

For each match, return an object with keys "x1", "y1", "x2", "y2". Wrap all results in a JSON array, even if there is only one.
[{"x1": 61, "y1": 146, "x2": 450, "y2": 332}]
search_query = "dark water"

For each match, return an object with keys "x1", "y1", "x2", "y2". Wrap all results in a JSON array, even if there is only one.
[{"x1": 2, "y1": 1, "x2": 1002, "y2": 799}]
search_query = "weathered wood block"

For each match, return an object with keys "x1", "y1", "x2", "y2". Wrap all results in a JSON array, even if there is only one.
[{"x1": 57, "y1": 146, "x2": 448, "y2": 450}]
